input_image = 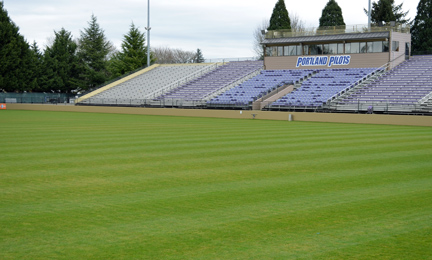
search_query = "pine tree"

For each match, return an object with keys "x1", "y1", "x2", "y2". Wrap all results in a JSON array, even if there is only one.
[
  {"x1": 108, "y1": 23, "x2": 153, "y2": 78},
  {"x1": 365, "y1": 0, "x2": 410, "y2": 25},
  {"x1": 0, "y1": 1, "x2": 33, "y2": 92},
  {"x1": 44, "y1": 28, "x2": 83, "y2": 93},
  {"x1": 194, "y1": 48, "x2": 205, "y2": 63},
  {"x1": 268, "y1": 0, "x2": 291, "y2": 30},
  {"x1": 28, "y1": 41, "x2": 44, "y2": 91},
  {"x1": 319, "y1": 0, "x2": 346, "y2": 28},
  {"x1": 78, "y1": 14, "x2": 114, "y2": 90},
  {"x1": 411, "y1": 0, "x2": 432, "y2": 54}
]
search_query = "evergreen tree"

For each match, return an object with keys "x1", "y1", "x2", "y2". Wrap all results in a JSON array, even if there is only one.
[
  {"x1": 0, "y1": 1, "x2": 33, "y2": 92},
  {"x1": 365, "y1": 0, "x2": 410, "y2": 25},
  {"x1": 44, "y1": 28, "x2": 83, "y2": 93},
  {"x1": 28, "y1": 41, "x2": 44, "y2": 91},
  {"x1": 411, "y1": 0, "x2": 432, "y2": 53},
  {"x1": 108, "y1": 23, "x2": 153, "y2": 78},
  {"x1": 268, "y1": 0, "x2": 291, "y2": 30},
  {"x1": 194, "y1": 48, "x2": 205, "y2": 63},
  {"x1": 391, "y1": 0, "x2": 410, "y2": 24},
  {"x1": 78, "y1": 14, "x2": 114, "y2": 90},
  {"x1": 319, "y1": 0, "x2": 346, "y2": 28}
]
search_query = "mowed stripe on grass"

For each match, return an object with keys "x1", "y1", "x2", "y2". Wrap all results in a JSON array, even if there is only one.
[{"x1": 1, "y1": 110, "x2": 432, "y2": 259}]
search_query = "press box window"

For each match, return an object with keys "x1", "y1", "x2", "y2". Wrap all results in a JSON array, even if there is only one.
[
  {"x1": 337, "y1": 43, "x2": 344, "y2": 54},
  {"x1": 360, "y1": 42, "x2": 367, "y2": 53},
  {"x1": 309, "y1": 44, "x2": 323, "y2": 55},
  {"x1": 297, "y1": 45, "x2": 302, "y2": 55},
  {"x1": 278, "y1": 46, "x2": 283, "y2": 56},
  {"x1": 284, "y1": 46, "x2": 289, "y2": 56},
  {"x1": 288, "y1": 45, "x2": 297, "y2": 56},
  {"x1": 392, "y1": 41, "x2": 400, "y2": 51}
]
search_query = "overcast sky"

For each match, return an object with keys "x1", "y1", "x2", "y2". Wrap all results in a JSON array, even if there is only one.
[{"x1": 4, "y1": 0, "x2": 419, "y2": 59}]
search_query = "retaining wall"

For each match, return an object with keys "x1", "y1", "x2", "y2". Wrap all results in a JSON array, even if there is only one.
[{"x1": 5, "y1": 104, "x2": 432, "y2": 127}]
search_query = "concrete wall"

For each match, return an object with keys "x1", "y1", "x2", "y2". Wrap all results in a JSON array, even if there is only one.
[
  {"x1": 264, "y1": 53, "x2": 389, "y2": 70},
  {"x1": 5, "y1": 104, "x2": 432, "y2": 127},
  {"x1": 389, "y1": 32, "x2": 411, "y2": 69}
]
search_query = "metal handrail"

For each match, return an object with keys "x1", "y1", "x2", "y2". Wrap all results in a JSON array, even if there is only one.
[
  {"x1": 265, "y1": 23, "x2": 410, "y2": 39},
  {"x1": 326, "y1": 64, "x2": 388, "y2": 104},
  {"x1": 418, "y1": 92, "x2": 432, "y2": 104}
]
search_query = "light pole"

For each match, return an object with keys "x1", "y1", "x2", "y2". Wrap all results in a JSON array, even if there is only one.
[
  {"x1": 145, "y1": 0, "x2": 151, "y2": 67},
  {"x1": 368, "y1": 0, "x2": 371, "y2": 30}
]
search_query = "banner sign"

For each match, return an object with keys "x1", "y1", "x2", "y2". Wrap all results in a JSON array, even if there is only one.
[
  {"x1": 296, "y1": 55, "x2": 351, "y2": 68},
  {"x1": 0, "y1": 103, "x2": 6, "y2": 109}
]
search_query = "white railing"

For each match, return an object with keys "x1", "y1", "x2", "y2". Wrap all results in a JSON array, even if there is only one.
[
  {"x1": 418, "y1": 92, "x2": 432, "y2": 104},
  {"x1": 202, "y1": 67, "x2": 264, "y2": 101},
  {"x1": 145, "y1": 63, "x2": 218, "y2": 99},
  {"x1": 331, "y1": 102, "x2": 424, "y2": 113},
  {"x1": 326, "y1": 65, "x2": 388, "y2": 104}
]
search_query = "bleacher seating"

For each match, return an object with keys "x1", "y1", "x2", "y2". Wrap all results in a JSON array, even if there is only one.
[
  {"x1": 156, "y1": 61, "x2": 263, "y2": 101},
  {"x1": 90, "y1": 64, "x2": 214, "y2": 100},
  {"x1": 338, "y1": 56, "x2": 432, "y2": 105},
  {"x1": 270, "y1": 68, "x2": 378, "y2": 108},
  {"x1": 207, "y1": 69, "x2": 313, "y2": 106}
]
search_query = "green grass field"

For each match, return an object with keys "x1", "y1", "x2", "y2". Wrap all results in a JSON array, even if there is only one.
[{"x1": 1, "y1": 110, "x2": 432, "y2": 259}]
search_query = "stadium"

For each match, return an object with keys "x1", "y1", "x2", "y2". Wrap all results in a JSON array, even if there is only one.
[
  {"x1": 48, "y1": 23, "x2": 432, "y2": 116},
  {"x1": 1, "y1": 2, "x2": 432, "y2": 260}
]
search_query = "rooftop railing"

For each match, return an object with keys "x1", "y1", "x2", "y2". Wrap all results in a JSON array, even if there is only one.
[{"x1": 265, "y1": 24, "x2": 410, "y2": 39}]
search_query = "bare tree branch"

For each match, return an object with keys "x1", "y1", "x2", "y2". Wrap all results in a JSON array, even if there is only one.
[
  {"x1": 153, "y1": 47, "x2": 196, "y2": 64},
  {"x1": 252, "y1": 19, "x2": 269, "y2": 60}
]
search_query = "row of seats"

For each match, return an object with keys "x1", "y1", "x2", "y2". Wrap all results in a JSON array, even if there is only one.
[
  {"x1": 208, "y1": 70, "x2": 313, "y2": 105},
  {"x1": 339, "y1": 56, "x2": 432, "y2": 105},
  {"x1": 91, "y1": 65, "x2": 215, "y2": 100},
  {"x1": 271, "y1": 68, "x2": 378, "y2": 107},
  {"x1": 156, "y1": 61, "x2": 264, "y2": 101}
]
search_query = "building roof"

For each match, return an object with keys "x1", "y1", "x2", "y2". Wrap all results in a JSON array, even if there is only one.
[{"x1": 262, "y1": 32, "x2": 390, "y2": 45}]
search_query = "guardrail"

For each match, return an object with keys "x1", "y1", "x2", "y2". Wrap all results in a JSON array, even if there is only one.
[
  {"x1": 418, "y1": 92, "x2": 432, "y2": 104},
  {"x1": 265, "y1": 23, "x2": 410, "y2": 39},
  {"x1": 326, "y1": 65, "x2": 388, "y2": 104},
  {"x1": 329, "y1": 102, "x2": 429, "y2": 113},
  {"x1": 76, "y1": 98, "x2": 207, "y2": 108}
]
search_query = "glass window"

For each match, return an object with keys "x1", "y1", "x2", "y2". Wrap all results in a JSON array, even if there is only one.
[
  {"x1": 372, "y1": 41, "x2": 383, "y2": 53},
  {"x1": 360, "y1": 42, "x2": 367, "y2": 53},
  {"x1": 328, "y1": 43, "x2": 337, "y2": 54},
  {"x1": 271, "y1": 46, "x2": 277, "y2": 57},
  {"x1": 265, "y1": 47, "x2": 272, "y2": 57},
  {"x1": 366, "y1": 42, "x2": 372, "y2": 53},
  {"x1": 392, "y1": 41, "x2": 400, "y2": 51},
  {"x1": 297, "y1": 45, "x2": 302, "y2": 55},
  {"x1": 351, "y1": 42, "x2": 360, "y2": 53},
  {"x1": 383, "y1": 41, "x2": 389, "y2": 52},
  {"x1": 345, "y1": 43, "x2": 351, "y2": 54},
  {"x1": 288, "y1": 45, "x2": 296, "y2": 56},
  {"x1": 317, "y1": 45, "x2": 323, "y2": 55},
  {"x1": 303, "y1": 45, "x2": 309, "y2": 55},
  {"x1": 323, "y1": 44, "x2": 330, "y2": 54},
  {"x1": 309, "y1": 44, "x2": 323, "y2": 55},
  {"x1": 278, "y1": 46, "x2": 284, "y2": 56},
  {"x1": 337, "y1": 43, "x2": 344, "y2": 54},
  {"x1": 284, "y1": 46, "x2": 289, "y2": 56}
]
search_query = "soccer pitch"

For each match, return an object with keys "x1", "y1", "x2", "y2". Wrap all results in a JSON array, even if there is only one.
[{"x1": 1, "y1": 110, "x2": 432, "y2": 259}]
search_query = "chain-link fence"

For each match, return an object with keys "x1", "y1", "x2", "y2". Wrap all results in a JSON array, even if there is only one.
[{"x1": 0, "y1": 93, "x2": 76, "y2": 104}]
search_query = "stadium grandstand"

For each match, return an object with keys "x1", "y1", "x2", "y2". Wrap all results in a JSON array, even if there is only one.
[{"x1": 74, "y1": 23, "x2": 432, "y2": 115}]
